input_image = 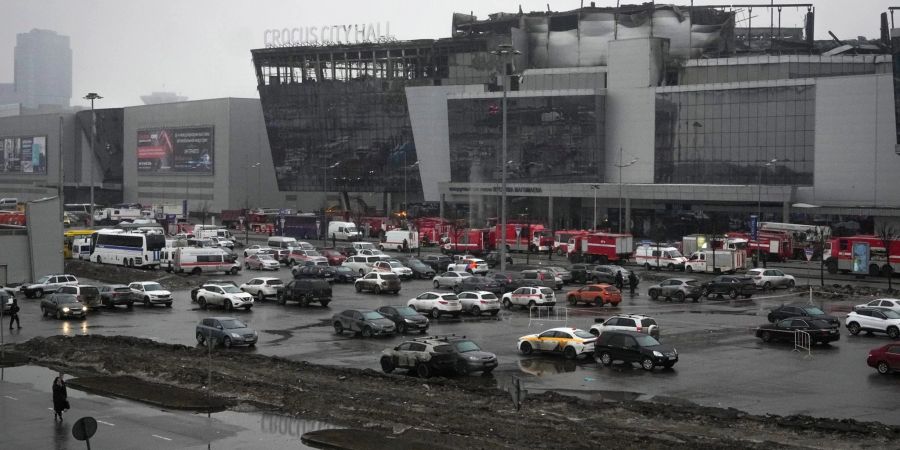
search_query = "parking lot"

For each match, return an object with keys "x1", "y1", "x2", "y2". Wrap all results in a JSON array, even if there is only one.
[{"x1": 4, "y1": 252, "x2": 898, "y2": 427}]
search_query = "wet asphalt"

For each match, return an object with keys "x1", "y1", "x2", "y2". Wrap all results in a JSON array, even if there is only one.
[{"x1": 2, "y1": 253, "x2": 899, "y2": 428}]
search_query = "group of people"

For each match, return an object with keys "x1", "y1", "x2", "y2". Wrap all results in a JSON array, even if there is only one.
[{"x1": 615, "y1": 270, "x2": 639, "y2": 294}]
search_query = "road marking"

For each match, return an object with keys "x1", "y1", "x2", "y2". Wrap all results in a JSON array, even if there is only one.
[
  {"x1": 97, "y1": 420, "x2": 115, "y2": 426},
  {"x1": 3, "y1": 395, "x2": 17, "y2": 400},
  {"x1": 152, "y1": 434, "x2": 172, "y2": 441}
]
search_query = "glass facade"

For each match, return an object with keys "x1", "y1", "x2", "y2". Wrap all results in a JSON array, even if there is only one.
[
  {"x1": 447, "y1": 95, "x2": 605, "y2": 183},
  {"x1": 654, "y1": 85, "x2": 815, "y2": 185}
]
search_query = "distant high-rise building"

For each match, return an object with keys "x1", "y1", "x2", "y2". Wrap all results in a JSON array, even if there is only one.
[
  {"x1": 14, "y1": 29, "x2": 72, "y2": 108},
  {"x1": 140, "y1": 91, "x2": 188, "y2": 105}
]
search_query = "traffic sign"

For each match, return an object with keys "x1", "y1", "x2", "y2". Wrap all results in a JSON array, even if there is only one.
[
  {"x1": 804, "y1": 247, "x2": 814, "y2": 261},
  {"x1": 72, "y1": 416, "x2": 98, "y2": 441},
  {"x1": 514, "y1": 226, "x2": 522, "y2": 237}
]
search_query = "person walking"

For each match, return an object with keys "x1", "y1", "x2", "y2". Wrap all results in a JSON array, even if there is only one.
[
  {"x1": 615, "y1": 270, "x2": 625, "y2": 290},
  {"x1": 52, "y1": 372, "x2": 69, "y2": 421},
  {"x1": 628, "y1": 272, "x2": 638, "y2": 295},
  {"x1": 7, "y1": 297, "x2": 21, "y2": 329}
]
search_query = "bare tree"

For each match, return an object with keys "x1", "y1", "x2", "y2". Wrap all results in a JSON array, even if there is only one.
[{"x1": 876, "y1": 223, "x2": 897, "y2": 291}]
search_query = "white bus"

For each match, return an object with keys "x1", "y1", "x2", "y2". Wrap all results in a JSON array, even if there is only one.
[{"x1": 90, "y1": 229, "x2": 166, "y2": 268}]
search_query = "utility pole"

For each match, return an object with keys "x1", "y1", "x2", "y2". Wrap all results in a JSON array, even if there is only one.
[
  {"x1": 491, "y1": 43, "x2": 519, "y2": 272},
  {"x1": 83, "y1": 93, "x2": 102, "y2": 227}
]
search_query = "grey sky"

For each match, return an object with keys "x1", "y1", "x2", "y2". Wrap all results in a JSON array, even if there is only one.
[{"x1": 0, "y1": 0, "x2": 894, "y2": 108}]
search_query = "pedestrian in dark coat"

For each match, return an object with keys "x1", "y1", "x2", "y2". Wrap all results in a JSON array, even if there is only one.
[
  {"x1": 615, "y1": 271, "x2": 625, "y2": 290},
  {"x1": 628, "y1": 272, "x2": 639, "y2": 295},
  {"x1": 7, "y1": 297, "x2": 20, "y2": 329},
  {"x1": 52, "y1": 372, "x2": 69, "y2": 421}
]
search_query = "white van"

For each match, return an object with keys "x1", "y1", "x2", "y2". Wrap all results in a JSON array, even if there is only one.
[
  {"x1": 160, "y1": 247, "x2": 176, "y2": 272},
  {"x1": 72, "y1": 237, "x2": 93, "y2": 260},
  {"x1": 267, "y1": 236, "x2": 298, "y2": 249},
  {"x1": 328, "y1": 221, "x2": 361, "y2": 241},
  {"x1": 380, "y1": 230, "x2": 419, "y2": 251},
  {"x1": 173, "y1": 247, "x2": 240, "y2": 275},
  {"x1": 634, "y1": 245, "x2": 687, "y2": 271},
  {"x1": 0, "y1": 198, "x2": 19, "y2": 210}
]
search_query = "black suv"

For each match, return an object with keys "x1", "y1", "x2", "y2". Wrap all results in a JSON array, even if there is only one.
[
  {"x1": 453, "y1": 276, "x2": 503, "y2": 295},
  {"x1": 702, "y1": 275, "x2": 758, "y2": 299},
  {"x1": 396, "y1": 257, "x2": 436, "y2": 279},
  {"x1": 767, "y1": 304, "x2": 839, "y2": 326},
  {"x1": 278, "y1": 279, "x2": 332, "y2": 307},
  {"x1": 379, "y1": 335, "x2": 497, "y2": 378},
  {"x1": 594, "y1": 330, "x2": 678, "y2": 371},
  {"x1": 375, "y1": 305, "x2": 430, "y2": 334},
  {"x1": 421, "y1": 255, "x2": 452, "y2": 273},
  {"x1": 292, "y1": 265, "x2": 336, "y2": 281}
]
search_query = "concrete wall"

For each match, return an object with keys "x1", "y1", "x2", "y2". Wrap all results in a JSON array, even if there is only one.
[
  {"x1": 227, "y1": 99, "x2": 279, "y2": 210},
  {"x1": 0, "y1": 113, "x2": 75, "y2": 201},
  {"x1": 26, "y1": 196, "x2": 63, "y2": 279},
  {"x1": 0, "y1": 231, "x2": 30, "y2": 285}
]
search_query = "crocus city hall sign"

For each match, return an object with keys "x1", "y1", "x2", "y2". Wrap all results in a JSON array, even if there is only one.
[{"x1": 264, "y1": 22, "x2": 394, "y2": 47}]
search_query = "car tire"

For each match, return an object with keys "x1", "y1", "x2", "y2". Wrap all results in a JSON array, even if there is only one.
[
  {"x1": 490, "y1": 310, "x2": 499, "y2": 316},
  {"x1": 644, "y1": 263, "x2": 651, "y2": 270},
  {"x1": 433, "y1": 280, "x2": 440, "y2": 289},
  {"x1": 640, "y1": 357, "x2": 655, "y2": 371},
  {"x1": 430, "y1": 308, "x2": 441, "y2": 319},
  {"x1": 763, "y1": 281, "x2": 772, "y2": 291},
  {"x1": 471, "y1": 306, "x2": 481, "y2": 316},
  {"x1": 199, "y1": 298, "x2": 207, "y2": 310},
  {"x1": 359, "y1": 269, "x2": 365, "y2": 276},
  {"x1": 761, "y1": 331, "x2": 773, "y2": 342},
  {"x1": 563, "y1": 346, "x2": 577, "y2": 360},
  {"x1": 456, "y1": 360, "x2": 469, "y2": 376},
  {"x1": 527, "y1": 300, "x2": 535, "y2": 309},
  {"x1": 503, "y1": 299, "x2": 512, "y2": 309},
  {"x1": 333, "y1": 322, "x2": 343, "y2": 335},
  {"x1": 848, "y1": 322, "x2": 861, "y2": 335},
  {"x1": 567, "y1": 296, "x2": 577, "y2": 306},
  {"x1": 41, "y1": 307, "x2": 47, "y2": 317},
  {"x1": 599, "y1": 352, "x2": 612, "y2": 366},
  {"x1": 36, "y1": 289, "x2": 44, "y2": 298},
  {"x1": 685, "y1": 266, "x2": 693, "y2": 274},
  {"x1": 230, "y1": 267, "x2": 239, "y2": 275},
  {"x1": 729, "y1": 289, "x2": 738, "y2": 299},
  {"x1": 589, "y1": 328, "x2": 599, "y2": 336},
  {"x1": 397, "y1": 322, "x2": 407, "y2": 334},
  {"x1": 361, "y1": 326, "x2": 373, "y2": 338},
  {"x1": 787, "y1": 280, "x2": 795, "y2": 288},
  {"x1": 887, "y1": 326, "x2": 899, "y2": 339},
  {"x1": 222, "y1": 337, "x2": 232, "y2": 348},
  {"x1": 877, "y1": 361, "x2": 890, "y2": 375},
  {"x1": 320, "y1": 300, "x2": 330, "y2": 307},
  {"x1": 127, "y1": 302, "x2": 134, "y2": 309},
  {"x1": 196, "y1": 332, "x2": 205, "y2": 345},
  {"x1": 416, "y1": 363, "x2": 432, "y2": 378},
  {"x1": 256, "y1": 291, "x2": 265, "y2": 302},
  {"x1": 649, "y1": 290, "x2": 659, "y2": 300},
  {"x1": 56, "y1": 310, "x2": 63, "y2": 320},
  {"x1": 674, "y1": 291, "x2": 685, "y2": 303},
  {"x1": 519, "y1": 341, "x2": 533, "y2": 355},
  {"x1": 594, "y1": 297, "x2": 603, "y2": 307},
  {"x1": 374, "y1": 285, "x2": 381, "y2": 295},
  {"x1": 355, "y1": 284, "x2": 362, "y2": 293},
  {"x1": 380, "y1": 356, "x2": 394, "y2": 374},
  {"x1": 192, "y1": 267, "x2": 202, "y2": 276}
]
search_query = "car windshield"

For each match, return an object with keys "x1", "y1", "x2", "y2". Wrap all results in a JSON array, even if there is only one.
[
  {"x1": 219, "y1": 319, "x2": 247, "y2": 329},
  {"x1": 573, "y1": 330, "x2": 594, "y2": 339},
  {"x1": 882, "y1": 310, "x2": 900, "y2": 319},
  {"x1": 441, "y1": 294, "x2": 459, "y2": 300},
  {"x1": 809, "y1": 319, "x2": 834, "y2": 328},
  {"x1": 221, "y1": 285, "x2": 242, "y2": 293},
  {"x1": 382, "y1": 274, "x2": 399, "y2": 280},
  {"x1": 81, "y1": 287, "x2": 99, "y2": 295},
  {"x1": 113, "y1": 287, "x2": 131, "y2": 292},
  {"x1": 482, "y1": 293, "x2": 498, "y2": 300},
  {"x1": 634, "y1": 334, "x2": 661, "y2": 346},
  {"x1": 453, "y1": 340, "x2": 481, "y2": 353},
  {"x1": 539, "y1": 288, "x2": 553, "y2": 295},
  {"x1": 803, "y1": 307, "x2": 826, "y2": 315},
  {"x1": 356, "y1": 242, "x2": 373, "y2": 249},
  {"x1": 336, "y1": 267, "x2": 352, "y2": 273},
  {"x1": 266, "y1": 279, "x2": 283, "y2": 285},
  {"x1": 306, "y1": 250, "x2": 321, "y2": 256},
  {"x1": 409, "y1": 260, "x2": 428, "y2": 269},
  {"x1": 144, "y1": 283, "x2": 164, "y2": 291},
  {"x1": 58, "y1": 296, "x2": 80, "y2": 304},
  {"x1": 362, "y1": 311, "x2": 384, "y2": 320},
  {"x1": 37, "y1": 276, "x2": 51, "y2": 284},
  {"x1": 396, "y1": 306, "x2": 418, "y2": 316},
  {"x1": 259, "y1": 255, "x2": 275, "y2": 260},
  {"x1": 459, "y1": 272, "x2": 473, "y2": 278},
  {"x1": 432, "y1": 344, "x2": 454, "y2": 353},
  {"x1": 389, "y1": 262, "x2": 403, "y2": 268}
]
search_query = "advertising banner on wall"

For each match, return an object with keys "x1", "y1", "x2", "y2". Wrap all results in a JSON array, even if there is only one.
[
  {"x1": 137, "y1": 126, "x2": 214, "y2": 174},
  {"x1": 0, "y1": 136, "x2": 47, "y2": 174}
]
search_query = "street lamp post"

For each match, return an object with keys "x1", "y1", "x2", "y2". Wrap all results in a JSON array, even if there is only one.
[
  {"x1": 491, "y1": 43, "x2": 520, "y2": 272},
  {"x1": 83, "y1": 92, "x2": 102, "y2": 227},
  {"x1": 590, "y1": 184, "x2": 601, "y2": 230},
  {"x1": 756, "y1": 158, "x2": 778, "y2": 268},
  {"x1": 614, "y1": 147, "x2": 639, "y2": 234}
]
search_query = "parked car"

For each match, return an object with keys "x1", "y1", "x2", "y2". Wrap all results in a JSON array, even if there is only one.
[
  {"x1": 443, "y1": 337, "x2": 498, "y2": 375},
  {"x1": 421, "y1": 254, "x2": 452, "y2": 272},
  {"x1": 40, "y1": 293, "x2": 87, "y2": 320},
  {"x1": 332, "y1": 266, "x2": 360, "y2": 283},
  {"x1": 501, "y1": 286, "x2": 556, "y2": 310},
  {"x1": 447, "y1": 258, "x2": 489, "y2": 275},
  {"x1": 845, "y1": 308, "x2": 900, "y2": 339},
  {"x1": 245, "y1": 254, "x2": 281, "y2": 271},
  {"x1": 569, "y1": 264, "x2": 593, "y2": 284},
  {"x1": 456, "y1": 291, "x2": 502, "y2": 316},
  {"x1": 278, "y1": 279, "x2": 332, "y2": 307},
  {"x1": 320, "y1": 249, "x2": 347, "y2": 266},
  {"x1": 195, "y1": 317, "x2": 257, "y2": 348},
  {"x1": 98, "y1": 285, "x2": 135, "y2": 309},
  {"x1": 701, "y1": 275, "x2": 758, "y2": 299},
  {"x1": 590, "y1": 314, "x2": 660, "y2": 338},
  {"x1": 373, "y1": 260, "x2": 414, "y2": 280},
  {"x1": 191, "y1": 280, "x2": 238, "y2": 302},
  {"x1": 504, "y1": 277, "x2": 549, "y2": 292},
  {"x1": 756, "y1": 318, "x2": 840, "y2": 345},
  {"x1": 22, "y1": 274, "x2": 78, "y2": 298},
  {"x1": 332, "y1": 309, "x2": 396, "y2": 337},
  {"x1": 355, "y1": 272, "x2": 402, "y2": 295},
  {"x1": 431, "y1": 271, "x2": 473, "y2": 289},
  {"x1": 128, "y1": 282, "x2": 173, "y2": 307},
  {"x1": 518, "y1": 327, "x2": 596, "y2": 360},
  {"x1": 483, "y1": 251, "x2": 501, "y2": 268},
  {"x1": 407, "y1": 291, "x2": 462, "y2": 319},
  {"x1": 342, "y1": 255, "x2": 386, "y2": 276},
  {"x1": 647, "y1": 278, "x2": 703, "y2": 302},
  {"x1": 239, "y1": 277, "x2": 284, "y2": 302},
  {"x1": 453, "y1": 276, "x2": 503, "y2": 295},
  {"x1": 767, "y1": 305, "x2": 839, "y2": 326},
  {"x1": 520, "y1": 269, "x2": 563, "y2": 290},
  {"x1": 379, "y1": 336, "x2": 459, "y2": 378},
  {"x1": 565, "y1": 284, "x2": 622, "y2": 307},
  {"x1": 357, "y1": 249, "x2": 388, "y2": 257},
  {"x1": 594, "y1": 330, "x2": 678, "y2": 370},
  {"x1": 287, "y1": 249, "x2": 329, "y2": 266},
  {"x1": 397, "y1": 257, "x2": 436, "y2": 279},
  {"x1": 487, "y1": 272, "x2": 516, "y2": 293},
  {"x1": 747, "y1": 268, "x2": 796, "y2": 290},
  {"x1": 546, "y1": 266, "x2": 573, "y2": 284},
  {"x1": 243, "y1": 245, "x2": 274, "y2": 257},
  {"x1": 855, "y1": 298, "x2": 900, "y2": 313},
  {"x1": 292, "y1": 265, "x2": 336, "y2": 282},
  {"x1": 55, "y1": 285, "x2": 101, "y2": 310},
  {"x1": 867, "y1": 343, "x2": 900, "y2": 375},
  {"x1": 196, "y1": 284, "x2": 254, "y2": 311},
  {"x1": 591, "y1": 265, "x2": 632, "y2": 284},
  {"x1": 375, "y1": 305, "x2": 430, "y2": 334}
]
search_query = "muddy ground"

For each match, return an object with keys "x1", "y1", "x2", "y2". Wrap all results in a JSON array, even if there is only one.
[
  {"x1": 65, "y1": 259, "x2": 227, "y2": 290},
  {"x1": 10, "y1": 335, "x2": 899, "y2": 449}
]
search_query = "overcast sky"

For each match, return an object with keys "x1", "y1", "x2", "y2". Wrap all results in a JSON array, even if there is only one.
[{"x1": 0, "y1": 0, "x2": 894, "y2": 108}]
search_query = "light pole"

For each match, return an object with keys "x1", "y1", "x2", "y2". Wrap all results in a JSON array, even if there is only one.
[
  {"x1": 614, "y1": 147, "x2": 638, "y2": 234},
  {"x1": 247, "y1": 162, "x2": 261, "y2": 209},
  {"x1": 590, "y1": 184, "x2": 601, "y2": 230},
  {"x1": 84, "y1": 92, "x2": 102, "y2": 227},
  {"x1": 491, "y1": 43, "x2": 519, "y2": 272},
  {"x1": 756, "y1": 158, "x2": 778, "y2": 267}
]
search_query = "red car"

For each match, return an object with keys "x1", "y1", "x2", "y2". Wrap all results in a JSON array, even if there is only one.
[
  {"x1": 320, "y1": 249, "x2": 346, "y2": 266},
  {"x1": 867, "y1": 343, "x2": 900, "y2": 375}
]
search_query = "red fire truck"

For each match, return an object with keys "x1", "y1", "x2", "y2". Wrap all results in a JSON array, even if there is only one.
[
  {"x1": 490, "y1": 223, "x2": 553, "y2": 252},
  {"x1": 725, "y1": 231, "x2": 793, "y2": 262},
  {"x1": 826, "y1": 235, "x2": 900, "y2": 276},
  {"x1": 442, "y1": 228, "x2": 490, "y2": 255},
  {"x1": 567, "y1": 232, "x2": 634, "y2": 264},
  {"x1": 0, "y1": 211, "x2": 25, "y2": 226},
  {"x1": 553, "y1": 229, "x2": 589, "y2": 255},
  {"x1": 413, "y1": 217, "x2": 452, "y2": 247}
]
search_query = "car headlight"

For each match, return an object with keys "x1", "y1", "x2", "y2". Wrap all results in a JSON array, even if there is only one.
[
  {"x1": 653, "y1": 351, "x2": 664, "y2": 357},
  {"x1": 82, "y1": 306, "x2": 87, "y2": 311},
  {"x1": 62, "y1": 307, "x2": 70, "y2": 312},
  {"x1": 230, "y1": 333, "x2": 241, "y2": 338},
  {"x1": 467, "y1": 356, "x2": 479, "y2": 361},
  {"x1": 404, "y1": 318, "x2": 413, "y2": 323}
]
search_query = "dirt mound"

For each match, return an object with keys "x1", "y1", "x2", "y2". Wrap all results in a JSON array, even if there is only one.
[
  {"x1": 69, "y1": 375, "x2": 232, "y2": 411},
  {"x1": 65, "y1": 259, "x2": 240, "y2": 290},
  {"x1": 15, "y1": 335, "x2": 900, "y2": 449}
]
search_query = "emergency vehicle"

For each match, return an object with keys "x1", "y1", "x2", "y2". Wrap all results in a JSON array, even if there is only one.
[
  {"x1": 826, "y1": 235, "x2": 900, "y2": 277},
  {"x1": 567, "y1": 232, "x2": 633, "y2": 264},
  {"x1": 443, "y1": 228, "x2": 490, "y2": 254},
  {"x1": 491, "y1": 223, "x2": 553, "y2": 252},
  {"x1": 553, "y1": 229, "x2": 589, "y2": 256}
]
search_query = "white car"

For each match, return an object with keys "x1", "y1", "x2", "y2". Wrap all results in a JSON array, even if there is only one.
[
  {"x1": 243, "y1": 245, "x2": 274, "y2": 257},
  {"x1": 517, "y1": 327, "x2": 597, "y2": 360},
  {"x1": 373, "y1": 260, "x2": 414, "y2": 280},
  {"x1": 209, "y1": 236, "x2": 235, "y2": 249},
  {"x1": 431, "y1": 271, "x2": 473, "y2": 289},
  {"x1": 501, "y1": 286, "x2": 556, "y2": 309},
  {"x1": 746, "y1": 268, "x2": 796, "y2": 290},
  {"x1": 240, "y1": 277, "x2": 284, "y2": 301},
  {"x1": 855, "y1": 298, "x2": 900, "y2": 313},
  {"x1": 196, "y1": 284, "x2": 254, "y2": 311},
  {"x1": 845, "y1": 308, "x2": 900, "y2": 339},
  {"x1": 342, "y1": 255, "x2": 386, "y2": 276},
  {"x1": 294, "y1": 241, "x2": 316, "y2": 251},
  {"x1": 357, "y1": 249, "x2": 388, "y2": 257},
  {"x1": 456, "y1": 291, "x2": 501, "y2": 316},
  {"x1": 590, "y1": 314, "x2": 660, "y2": 338},
  {"x1": 245, "y1": 254, "x2": 281, "y2": 271},
  {"x1": 407, "y1": 291, "x2": 463, "y2": 319},
  {"x1": 128, "y1": 281, "x2": 173, "y2": 307},
  {"x1": 447, "y1": 258, "x2": 489, "y2": 275}
]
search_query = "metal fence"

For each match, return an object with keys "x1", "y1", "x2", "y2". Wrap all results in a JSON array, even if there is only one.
[{"x1": 528, "y1": 306, "x2": 568, "y2": 327}]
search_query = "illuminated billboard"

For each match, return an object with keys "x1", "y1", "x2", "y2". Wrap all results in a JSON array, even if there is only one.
[
  {"x1": 0, "y1": 136, "x2": 47, "y2": 174},
  {"x1": 137, "y1": 126, "x2": 214, "y2": 174}
]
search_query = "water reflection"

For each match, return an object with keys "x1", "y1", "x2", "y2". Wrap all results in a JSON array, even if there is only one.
[{"x1": 517, "y1": 358, "x2": 577, "y2": 377}]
